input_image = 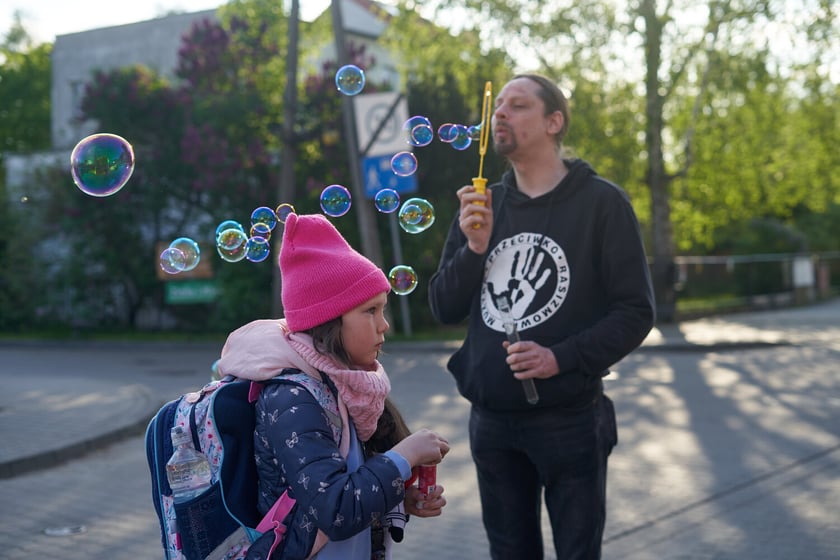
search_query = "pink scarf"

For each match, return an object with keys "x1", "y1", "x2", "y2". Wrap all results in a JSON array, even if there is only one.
[{"x1": 218, "y1": 319, "x2": 390, "y2": 442}]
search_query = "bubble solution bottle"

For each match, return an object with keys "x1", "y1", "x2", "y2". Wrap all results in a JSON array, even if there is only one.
[{"x1": 166, "y1": 426, "x2": 212, "y2": 503}]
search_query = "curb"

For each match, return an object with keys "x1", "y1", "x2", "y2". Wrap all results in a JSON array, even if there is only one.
[{"x1": 0, "y1": 385, "x2": 162, "y2": 480}]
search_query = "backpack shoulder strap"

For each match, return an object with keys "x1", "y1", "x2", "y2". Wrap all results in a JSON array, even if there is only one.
[{"x1": 251, "y1": 370, "x2": 343, "y2": 444}]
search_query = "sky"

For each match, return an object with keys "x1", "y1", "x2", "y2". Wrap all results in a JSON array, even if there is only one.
[{"x1": 1, "y1": 0, "x2": 332, "y2": 44}]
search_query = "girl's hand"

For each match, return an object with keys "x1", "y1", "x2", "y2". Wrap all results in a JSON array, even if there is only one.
[
  {"x1": 405, "y1": 484, "x2": 447, "y2": 517},
  {"x1": 391, "y1": 428, "x2": 449, "y2": 467}
]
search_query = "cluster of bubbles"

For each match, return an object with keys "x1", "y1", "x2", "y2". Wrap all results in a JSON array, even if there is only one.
[
  {"x1": 319, "y1": 183, "x2": 434, "y2": 236},
  {"x1": 214, "y1": 203, "x2": 296, "y2": 265},
  {"x1": 65, "y1": 63, "x2": 481, "y2": 300},
  {"x1": 160, "y1": 237, "x2": 201, "y2": 274},
  {"x1": 389, "y1": 116, "x2": 479, "y2": 180}
]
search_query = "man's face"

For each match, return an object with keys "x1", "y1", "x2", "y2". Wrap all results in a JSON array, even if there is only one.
[{"x1": 491, "y1": 77, "x2": 552, "y2": 157}]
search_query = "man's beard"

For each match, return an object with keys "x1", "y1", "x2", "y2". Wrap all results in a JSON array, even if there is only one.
[{"x1": 493, "y1": 137, "x2": 517, "y2": 156}]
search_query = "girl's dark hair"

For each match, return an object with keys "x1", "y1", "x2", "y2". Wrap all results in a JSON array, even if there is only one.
[
  {"x1": 306, "y1": 316, "x2": 351, "y2": 367},
  {"x1": 307, "y1": 318, "x2": 409, "y2": 453},
  {"x1": 366, "y1": 397, "x2": 412, "y2": 453},
  {"x1": 512, "y1": 73, "x2": 570, "y2": 147}
]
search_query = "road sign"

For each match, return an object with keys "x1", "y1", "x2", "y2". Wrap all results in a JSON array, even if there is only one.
[
  {"x1": 353, "y1": 92, "x2": 410, "y2": 158},
  {"x1": 155, "y1": 241, "x2": 214, "y2": 281},
  {"x1": 362, "y1": 154, "x2": 417, "y2": 199},
  {"x1": 165, "y1": 279, "x2": 219, "y2": 304}
]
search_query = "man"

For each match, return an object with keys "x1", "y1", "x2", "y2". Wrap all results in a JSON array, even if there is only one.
[{"x1": 428, "y1": 74, "x2": 655, "y2": 559}]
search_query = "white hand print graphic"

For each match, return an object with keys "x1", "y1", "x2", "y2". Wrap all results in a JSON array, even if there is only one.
[{"x1": 484, "y1": 233, "x2": 570, "y2": 332}]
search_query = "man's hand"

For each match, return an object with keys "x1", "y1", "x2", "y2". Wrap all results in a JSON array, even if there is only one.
[{"x1": 503, "y1": 340, "x2": 560, "y2": 380}]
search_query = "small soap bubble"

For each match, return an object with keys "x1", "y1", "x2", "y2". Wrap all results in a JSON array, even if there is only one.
[
  {"x1": 320, "y1": 184, "x2": 352, "y2": 217},
  {"x1": 437, "y1": 123, "x2": 457, "y2": 143},
  {"x1": 388, "y1": 265, "x2": 418, "y2": 296},
  {"x1": 159, "y1": 247, "x2": 187, "y2": 274},
  {"x1": 217, "y1": 242, "x2": 247, "y2": 263},
  {"x1": 374, "y1": 188, "x2": 400, "y2": 213},
  {"x1": 467, "y1": 123, "x2": 482, "y2": 141},
  {"x1": 403, "y1": 116, "x2": 433, "y2": 147},
  {"x1": 216, "y1": 220, "x2": 244, "y2": 241},
  {"x1": 398, "y1": 197, "x2": 435, "y2": 234},
  {"x1": 275, "y1": 203, "x2": 295, "y2": 224},
  {"x1": 451, "y1": 125, "x2": 472, "y2": 150},
  {"x1": 168, "y1": 237, "x2": 201, "y2": 272},
  {"x1": 335, "y1": 64, "x2": 365, "y2": 96},
  {"x1": 250, "y1": 222, "x2": 272, "y2": 240},
  {"x1": 217, "y1": 228, "x2": 248, "y2": 252},
  {"x1": 251, "y1": 206, "x2": 277, "y2": 231},
  {"x1": 70, "y1": 133, "x2": 135, "y2": 197},
  {"x1": 401, "y1": 203, "x2": 423, "y2": 225},
  {"x1": 391, "y1": 151, "x2": 418, "y2": 177},
  {"x1": 245, "y1": 236, "x2": 271, "y2": 263}
]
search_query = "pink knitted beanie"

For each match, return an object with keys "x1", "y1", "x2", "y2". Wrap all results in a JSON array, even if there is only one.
[{"x1": 280, "y1": 213, "x2": 390, "y2": 332}]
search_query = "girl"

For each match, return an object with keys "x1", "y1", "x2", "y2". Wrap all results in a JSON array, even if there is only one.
[{"x1": 219, "y1": 213, "x2": 449, "y2": 559}]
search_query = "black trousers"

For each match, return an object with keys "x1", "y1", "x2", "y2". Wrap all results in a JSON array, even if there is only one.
[{"x1": 469, "y1": 395, "x2": 617, "y2": 560}]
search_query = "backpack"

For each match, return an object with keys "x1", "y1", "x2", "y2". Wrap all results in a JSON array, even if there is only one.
[{"x1": 145, "y1": 371, "x2": 341, "y2": 560}]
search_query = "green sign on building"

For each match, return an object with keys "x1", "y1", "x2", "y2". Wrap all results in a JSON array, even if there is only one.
[{"x1": 165, "y1": 280, "x2": 219, "y2": 304}]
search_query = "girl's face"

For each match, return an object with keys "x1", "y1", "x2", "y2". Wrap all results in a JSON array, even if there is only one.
[{"x1": 340, "y1": 291, "x2": 389, "y2": 369}]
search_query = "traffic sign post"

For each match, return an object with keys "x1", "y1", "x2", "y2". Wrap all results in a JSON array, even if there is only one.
[
  {"x1": 362, "y1": 154, "x2": 417, "y2": 199},
  {"x1": 353, "y1": 92, "x2": 410, "y2": 158}
]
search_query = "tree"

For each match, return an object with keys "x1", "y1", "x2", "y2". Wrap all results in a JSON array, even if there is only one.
[
  {"x1": 428, "y1": 0, "x2": 838, "y2": 321},
  {"x1": 35, "y1": 5, "x2": 291, "y2": 331},
  {"x1": 0, "y1": 14, "x2": 52, "y2": 330}
]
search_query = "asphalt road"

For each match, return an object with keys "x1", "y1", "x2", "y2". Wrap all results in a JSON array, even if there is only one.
[{"x1": 1, "y1": 300, "x2": 839, "y2": 559}]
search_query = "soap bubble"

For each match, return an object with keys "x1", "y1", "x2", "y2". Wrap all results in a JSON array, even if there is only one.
[
  {"x1": 374, "y1": 188, "x2": 400, "y2": 213},
  {"x1": 398, "y1": 198, "x2": 435, "y2": 234},
  {"x1": 451, "y1": 125, "x2": 472, "y2": 150},
  {"x1": 335, "y1": 64, "x2": 365, "y2": 96},
  {"x1": 216, "y1": 220, "x2": 244, "y2": 241},
  {"x1": 250, "y1": 222, "x2": 272, "y2": 240},
  {"x1": 403, "y1": 116, "x2": 433, "y2": 147},
  {"x1": 320, "y1": 184, "x2": 352, "y2": 217},
  {"x1": 217, "y1": 227, "x2": 248, "y2": 252},
  {"x1": 467, "y1": 123, "x2": 482, "y2": 141},
  {"x1": 388, "y1": 265, "x2": 418, "y2": 296},
  {"x1": 251, "y1": 206, "x2": 277, "y2": 231},
  {"x1": 216, "y1": 234, "x2": 248, "y2": 263},
  {"x1": 159, "y1": 247, "x2": 186, "y2": 274},
  {"x1": 245, "y1": 236, "x2": 271, "y2": 263},
  {"x1": 168, "y1": 237, "x2": 200, "y2": 272},
  {"x1": 70, "y1": 133, "x2": 135, "y2": 197},
  {"x1": 275, "y1": 203, "x2": 295, "y2": 224},
  {"x1": 216, "y1": 244, "x2": 248, "y2": 262},
  {"x1": 390, "y1": 151, "x2": 417, "y2": 177},
  {"x1": 437, "y1": 123, "x2": 457, "y2": 143}
]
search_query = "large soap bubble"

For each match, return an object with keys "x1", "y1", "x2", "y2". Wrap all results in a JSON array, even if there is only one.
[{"x1": 70, "y1": 133, "x2": 135, "y2": 197}]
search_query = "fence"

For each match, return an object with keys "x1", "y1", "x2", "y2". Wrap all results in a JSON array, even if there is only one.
[{"x1": 672, "y1": 252, "x2": 840, "y2": 318}]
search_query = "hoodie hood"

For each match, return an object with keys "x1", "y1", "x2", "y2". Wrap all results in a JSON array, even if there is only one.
[
  {"x1": 218, "y1": 318, "x2": 319, "y2": 381},
  {"x1": 499, "y1": 158, "x2": 596, "y2": 206}
]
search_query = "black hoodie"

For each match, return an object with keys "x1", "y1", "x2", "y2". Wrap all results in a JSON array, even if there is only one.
[{"x1": 429, "y1": 159, "x2": 655, "y2": 412}]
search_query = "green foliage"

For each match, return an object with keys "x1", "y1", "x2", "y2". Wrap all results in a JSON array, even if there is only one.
[
  {"x1": 4, "y1": 1, "x2": 837, "y2": 334},
  {"x1": 0, "y1": 17, "x2": 51, "y2": 156},
  {"x1": 0, "y1": 16, "x2": 52, "y2": 331}
]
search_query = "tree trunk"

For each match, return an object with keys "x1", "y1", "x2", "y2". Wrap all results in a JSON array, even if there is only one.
[
  {"x1": 273, "y1": 0, "x2": 300, "y2": 319},
  {"x1": 642, "y1": 0, "x2": 677, "y2": 323}
]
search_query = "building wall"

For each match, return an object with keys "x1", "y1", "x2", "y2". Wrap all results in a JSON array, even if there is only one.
[{"x1": 50, "y1": 10, "x2": 218, "y2": 150}]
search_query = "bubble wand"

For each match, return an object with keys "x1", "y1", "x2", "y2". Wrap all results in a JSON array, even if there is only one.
[{"x1": 471, "y1": 81, "x2": 493, "y2": 215}]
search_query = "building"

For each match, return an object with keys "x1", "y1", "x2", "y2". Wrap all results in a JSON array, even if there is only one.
[{"x1": 5, "y1": 0, "x2": 398, "y2": 192}]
